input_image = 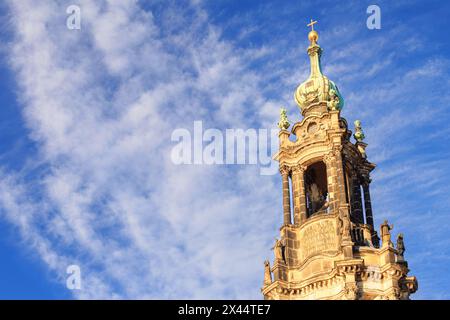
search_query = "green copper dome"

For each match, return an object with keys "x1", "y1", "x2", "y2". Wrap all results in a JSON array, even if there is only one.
[{"x1": 294, "y1": 32, "x2": 344, "y2": 113}]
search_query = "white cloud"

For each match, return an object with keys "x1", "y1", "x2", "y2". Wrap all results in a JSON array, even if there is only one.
[{"x1": 1, "y1": 0, "x2": 281, "y2": 299}]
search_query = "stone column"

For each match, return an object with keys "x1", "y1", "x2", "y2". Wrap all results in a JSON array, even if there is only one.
[
  {"x1": 280, "y1": 166, "x2": 292, "y2": 225},
  {"x1": 351, "y1": 175, "x2": 364, "y2": 224},
  {"x1": 333, "y1": 145, "x2": 348, "y2": 207},
  {"x1": 362, "y1": 180, "x2": 374, "y2": 229},
  {"x1": 323, "y1": 153, "x2": 337, "y2": 213},
  {"x1": 292, "y1": 165, "x2": 306, "y2": 225}
]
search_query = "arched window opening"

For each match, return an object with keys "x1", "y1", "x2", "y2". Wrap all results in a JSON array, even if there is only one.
[{"x1": 305, "y1": 161, "x2": 328, "y2": 217}]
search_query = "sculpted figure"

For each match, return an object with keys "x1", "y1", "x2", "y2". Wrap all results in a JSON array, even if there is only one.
[
  {"x1": 309, "y1": 183, "x2": 322, "y2": 212},
  {"x1": 272, "y1": 238, "x2": 286, "y2": 264},
  {"x1": 397, "y1": 233, "x2": 405, "y2": 258},
  {"x1": 305, "y1": 169, "x2": 327, "y2": 215},
  {"x1": 339, "y1": 209, "x2": 352, "y2": 240}
]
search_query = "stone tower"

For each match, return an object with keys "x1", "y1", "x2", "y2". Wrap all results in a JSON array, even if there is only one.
[{"x1": 262, "y1": 21, "x2": 418, "y2": 300}]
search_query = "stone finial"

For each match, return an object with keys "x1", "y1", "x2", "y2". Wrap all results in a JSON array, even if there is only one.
[
  {"x1": 277, "y1": 108, "x2": 290, "y2": 130},
  {"x1": 264, "y1": 260, "x2": 273, "y2": 286},
  {"x1": 381, "y1": 220, "x2": 393, "y2": 247},
  {"x1": 353, "y1": 120, "x2": 366, "y2": 142}
]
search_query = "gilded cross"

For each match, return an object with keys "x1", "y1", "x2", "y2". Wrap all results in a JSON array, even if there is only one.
[{"x1": 307, "y1": 19, "x2": 318, "y2": 31}]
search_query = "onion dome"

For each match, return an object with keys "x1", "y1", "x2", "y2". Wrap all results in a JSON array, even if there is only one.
[{"x1": 294, "y1": 20, "x2": 344, "y2": 114}]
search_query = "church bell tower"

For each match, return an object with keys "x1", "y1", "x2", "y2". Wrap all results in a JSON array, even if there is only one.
[{"x1": 262, "y1": 21, "x2": 418, "y2": 300}]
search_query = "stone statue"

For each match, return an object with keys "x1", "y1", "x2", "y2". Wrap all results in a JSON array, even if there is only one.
[
  {"x1": 339, "y1": 209, "x2": 352, "y2": 240},
  {"x1": 309, "y1": 183, "x2": 322, "y2": 212},
  {"x1": 305, "y1": 169, "x2": 326, "y2": 214},
  {"x1": 327, "y1": 88, "x2": 341, "y2": 111},
  {"x1": 381, "y1": 220, "x2": 393, "y2": 247},
  {"x1": 397, "y1": 233, "x2": 405, "y2": 258},
  {"x1": 272, "y1": 238, "x2": 286, "y2": 263},
  {"x1": 306, "y1": 183, "x2": 327, "y2": 214},
  {"x1": 264, "y1": 260, "x2": 272, "y2": 286},
  {"x1": 277, "y1": 108, "x2": 290, "y2": 130}
]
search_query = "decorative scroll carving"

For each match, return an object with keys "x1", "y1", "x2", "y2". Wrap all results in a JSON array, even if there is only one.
[
  {"x1": 344, "y1": 285, "x2": 358, "y2": 300},
  {"x1": 279, "y1": 165, "x2": 291, "y2": 175},
  {"x1": 291, "y1": 165, "x2": 307, "y2": 174},
  {"x1": 323, "y1": 152, "x2": 335, "y2": 165},
  {"x1": 332, "y1": 144, "x2": 343, "y2": 154},
  {"x1": 361, "y1": 175, "x2": 372, "y2": 187}
]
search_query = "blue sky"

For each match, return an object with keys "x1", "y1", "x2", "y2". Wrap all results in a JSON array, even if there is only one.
[{"x1": 0, "y1": 0, "x2": 449, "y2": 299}]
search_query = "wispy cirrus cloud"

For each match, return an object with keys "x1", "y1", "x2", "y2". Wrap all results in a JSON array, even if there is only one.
[{"x1": 1, "y1": 0, "x2": 281, "y2": 299}]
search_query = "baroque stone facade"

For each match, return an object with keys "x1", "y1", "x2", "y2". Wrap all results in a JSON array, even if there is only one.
[{"x1": 262, "y1": 22, "x2": 418, "y2": 300}]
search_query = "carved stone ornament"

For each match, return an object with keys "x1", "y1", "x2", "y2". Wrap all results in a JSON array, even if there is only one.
[
  {"x1": 353, "y1": 120, "x2": 365, "y2": 142},
  {"x1": 277, "y1": 108, "x2": 290, "y2": 130},
  {"x1": 279, "y1": 165, "x2": 291, "y2": 176},
  {"x1": 339, "y1": 209, "x2": 352, "y2": 241},
  {"x1": 272, "y1": 238, "x2": 286, "y2": 264},
  {"x1": 344, "y1": 285, "x2": 358, "y2": 300},
  {"x1": 292, "y1": 165, "x2": 307, "y2": 174},
  {"x1": 323, "y1": 152, "x2": 335, "y2": 165},
  {"x1": 327, "y1": 88, "x2": 341, "y2": 111}
]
